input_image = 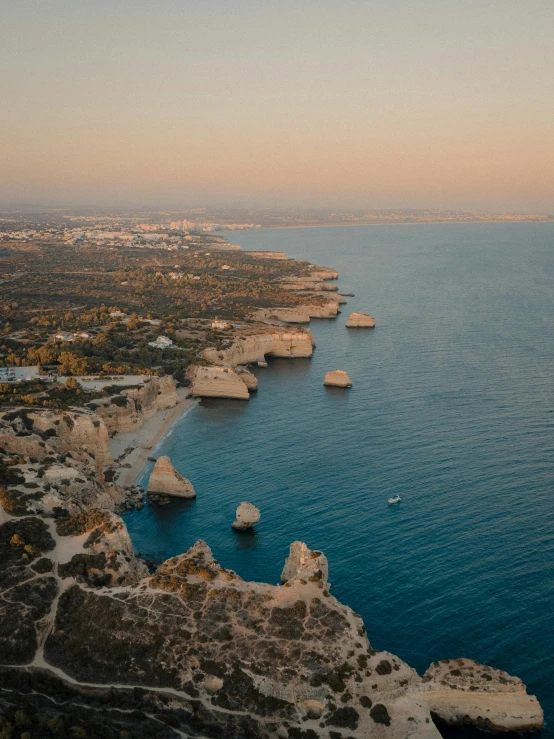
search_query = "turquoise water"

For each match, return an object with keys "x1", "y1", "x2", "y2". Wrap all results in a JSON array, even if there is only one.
[{"x1": 125, "y1": 223, "x2": 554, "y2": 733}]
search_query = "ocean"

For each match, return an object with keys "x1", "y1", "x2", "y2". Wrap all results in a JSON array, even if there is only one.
[{"x1": 125, "y1": 223, "x2": 554, "y2": 734}]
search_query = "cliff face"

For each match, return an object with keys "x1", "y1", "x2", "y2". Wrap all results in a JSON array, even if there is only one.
[
  {"x1": 203, "y1": 328, "x2": 315, "y2": 367},
  {"x1": 190, "y1": 365, "x2": 251, "y2": 399},
  {"x1": 97, "y1": 375, "x2": 179, "y2": 435},
  {"x1": 419, "y1": 659, "x2": 543, "y2": 732},
  {"x1": 0, "y1": 409, "x2": 122, "y2": 515}
]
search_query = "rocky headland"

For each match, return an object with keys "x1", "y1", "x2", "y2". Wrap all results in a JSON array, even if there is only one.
[
  {"x1": 203, "y1": 326, "x2": 315, "y2": 369},
  {"x1": 189, "y1": 365, "x2": 251, "y2": 400}
]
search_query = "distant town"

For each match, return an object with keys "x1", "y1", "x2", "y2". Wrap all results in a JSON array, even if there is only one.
[{"x1": 0, "y1": 206, "x2": 552, "y2": 245}]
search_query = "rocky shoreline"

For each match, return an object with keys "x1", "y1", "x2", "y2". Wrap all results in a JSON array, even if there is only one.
[{"x1": 0, "y1": 256, "x2": 544, "y2": 737}]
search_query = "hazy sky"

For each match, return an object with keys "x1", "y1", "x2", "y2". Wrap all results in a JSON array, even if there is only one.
[{"x1": 1, "y1": 0, "x2": 553, "y2": 212}]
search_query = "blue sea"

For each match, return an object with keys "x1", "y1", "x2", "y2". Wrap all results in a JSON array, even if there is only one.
[{"x1": 125, "y1": 223, "x2": 554, "y2": 734}]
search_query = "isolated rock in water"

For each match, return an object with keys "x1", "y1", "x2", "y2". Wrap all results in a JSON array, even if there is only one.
[
  {"x1": 231, "y1": 501, "x2": 260, "y2": 530},
  {"x1": 419, "y1": 658, "x2": 544, "y2": 733},
  {"x1": 147, "y1": 456, "x2": 196, "y2": 498},
  {"x1": 280, "y1": 541, "x2": 329, "y2": 587},
  {"x1": 324, "y1": 370, "x2": 352, "y2": 387},
  {"x1": 345, "y1": 311, "x2": 376, "y2": 328}
]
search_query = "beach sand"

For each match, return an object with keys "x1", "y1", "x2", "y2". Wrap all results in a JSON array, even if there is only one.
[{"x1": 109, "y1": 388, "x2": 196, "y2": 489}]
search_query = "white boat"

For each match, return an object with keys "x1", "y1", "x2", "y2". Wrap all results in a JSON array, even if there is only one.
[{"x1": 388, "y1": 495, "x2": 401, "y2": 505}]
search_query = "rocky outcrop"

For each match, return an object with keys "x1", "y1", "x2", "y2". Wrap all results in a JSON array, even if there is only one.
[
  {"x1": 281, "y1": 541, "x2": 329, "y2": 587},
  {"x1": 251, "y1": 307, "x2": 311, "y2": 324},
  {"x1": 0, "y1": 410, "x2": 124, "y2": 515},
  {"x1": 55, "y1": 413, "x2": 113, "y2": 481},
  {"x1": 97, "y1": 376, "x2": 179, "y2": 435},
  {"x1": 324, "y1": 370, "x2": 353, "y2": 387},
  {"x1": 236, "y1": 367, "x2": 259, "y2": 391},
  {"x1": 346, "y1": 311, "x2": 376, "y2": 328},
  {"x1": 311, "y1": 266, "x2": 339, "y2": 280},
  {"x1": 190, "y1": 366, "x2": 250, "y2": 399},
  {"x1": 298, "y1": 300, "x2": 340, "y2": 318},
  {"x1": 247, "y1": 250, "x2": 288, "y2": 259},
  {"x1": 419, "y1": 659, "x2": 543, "y2": 732},
  {"x1": 203, "y1": 328, "x2": 314, "y2": 367},
  {"x1": 147, "y1": 456, "x2": 196, "y2": 498},
  {"x1": 252, "y1": 300, "x2": 339, "y2": 322},
  {"x1": 231, "y1": 501, "x2": 261, "y2": 530}
]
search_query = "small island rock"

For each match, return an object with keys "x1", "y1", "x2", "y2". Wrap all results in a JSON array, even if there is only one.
[
  {"x1": 324, "y1": 370, "x2": 352, "y2": 388},
  {"x1": 345, "y1": 311, "x2": 376, "y2": 328},
  {"x1": 232, "y1": 501, "x2": 261, "y2": 530},
  {"x1": 147, "y1": 456, "x2": 196, "y2": 498}
]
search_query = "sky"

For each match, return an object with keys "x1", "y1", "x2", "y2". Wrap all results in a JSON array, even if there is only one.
[{"x1": 1, "y1": 0, "x2": 553, "y2": 212}]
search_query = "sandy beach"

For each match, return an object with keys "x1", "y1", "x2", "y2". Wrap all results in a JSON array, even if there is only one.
[{"x1": 109, "y1": 388, "x2": 196, "y2": 489}]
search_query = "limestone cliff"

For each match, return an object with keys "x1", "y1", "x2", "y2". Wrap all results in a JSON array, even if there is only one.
[
  {"x1": 203, "y1": 328, "x2": 314, "y2": 367},
  {"x1": 236, "y1": 366, "x2": 259, "y2": 391},
  {"x1": 0, "y1": 409, "x2": 123, "y2": 514},
  {"x1": 189, "y1": 365, "x2": 251, "y2": 399},
  {"x1": 252, "y1": 300, "x2": 339, "y2": 323},
  {"x1": 419, "y1": 659, "x2": 543, "y2": 732},
  {"x1": 250, "y1": 307, "x2": 312, "y2": 324},
  {"x1": 96, "y1": 375, "x2": 179, "y2": 435}
]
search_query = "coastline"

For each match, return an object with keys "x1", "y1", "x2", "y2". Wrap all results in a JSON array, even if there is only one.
[
  {"x1": 109, "y1": 387, "x2": 196, "y2": 489},
  {"x1": 250, "y1": 219, "x2": 554, "y2": 231}
]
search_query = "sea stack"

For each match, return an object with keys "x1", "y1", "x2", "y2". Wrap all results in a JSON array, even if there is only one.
[
  {"x1": 147, "y1": 456, "x2": 196, "y2": 498},
  {"x1": 324, "y1": 370, "x2": 352, "y2": 387},
  {"x1": 232, "y1": 502, "x2": 260, "y2": 530},
  {"x1": 280, "y1": 541, "x2": 329, "y2": 587},
  {"x1": 345, "y1": 311, "x2": 376, "y2": 328}
]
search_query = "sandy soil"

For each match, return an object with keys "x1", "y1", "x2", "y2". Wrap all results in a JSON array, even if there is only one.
[{"x1": 109, "y1": 388, "x2": 196, "y2": 489}]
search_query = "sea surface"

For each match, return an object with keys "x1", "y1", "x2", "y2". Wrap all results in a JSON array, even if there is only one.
[{"x1": 125, "y1": 223, "x2": 554, "y2": 735}]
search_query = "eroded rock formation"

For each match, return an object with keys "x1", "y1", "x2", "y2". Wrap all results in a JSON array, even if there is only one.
[
  {"x1": 147, "y1": 456, "x2": 196, "y2": 498},
  {"x1": 96, "y1": 376, "x2": 179, "y2": 435},
  {"x1": 231, "y1": 501, "x2": 261, "y2": 530},
  {"x1": 346, "y1": 312, "x2": 376, "y2": 328},
  {"x1": 419, "y1": 659, "x2": 544, "y2": 733},
  {"x1": 281, "y1": 541, "x2": 329, "y2": 587},
  {"x1": 203, "y1": 328, "x2": 314, "y2": 367},
  {"x1": 324, "y1": 370, "x2": 353, "y2": 388},
  {"x1": 189, "y1": 365, "x2": 251, "y2": 400}
]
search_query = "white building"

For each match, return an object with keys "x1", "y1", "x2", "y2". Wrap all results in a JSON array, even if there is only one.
[{"x1": 148, "y1": 335, "x2": 175, "y2": 349}]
